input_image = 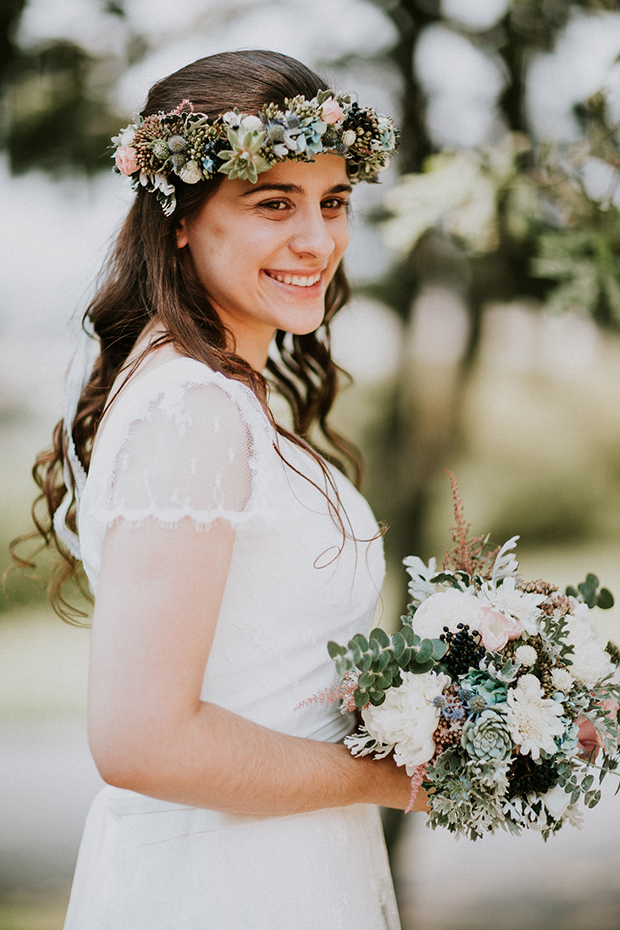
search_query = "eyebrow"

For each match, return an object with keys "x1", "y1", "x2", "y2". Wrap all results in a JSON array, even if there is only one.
[{"x1": 239, "y1": 182, "x2": 353, "y2": 197}]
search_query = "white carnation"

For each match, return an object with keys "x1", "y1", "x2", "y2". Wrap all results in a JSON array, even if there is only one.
[
  {"x1": 515, "y1": 644, "x2": 537, "y2": 667},
  {"x1": 506, "y1": 676, "x2": 565, "y2": 760},
  {"x1": 360, "y1": 670, "x2": 450, "y2": 774},
  {"x1": 564, "y1": 601, "x2": 615, "y2": 687},
  {"x1": 482, "y1": 577, "x2": 544, "y2": 634},
  {"x1": 412, "y1": 587, "x2": 483, "y2": 640}
]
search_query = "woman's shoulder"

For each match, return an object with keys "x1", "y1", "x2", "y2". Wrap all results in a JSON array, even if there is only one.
[{"x1": 102, "y1": 352, "x2": 271, "y2": 438}]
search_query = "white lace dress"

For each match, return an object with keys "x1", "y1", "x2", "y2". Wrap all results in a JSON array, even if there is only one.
[{"x1": 63, "y1": 356, "x2": 401, "y2": 930}]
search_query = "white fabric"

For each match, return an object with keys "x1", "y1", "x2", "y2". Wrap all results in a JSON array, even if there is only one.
[{"x1": 65, "y1": 356, "x2": 400, "y2": 930}]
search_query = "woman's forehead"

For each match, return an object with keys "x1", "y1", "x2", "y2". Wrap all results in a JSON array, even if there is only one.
[{"x1": 232, "y1": 154, "x2": 352, "y2": 195}]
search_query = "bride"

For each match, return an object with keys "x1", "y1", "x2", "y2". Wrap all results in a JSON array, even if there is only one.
[{"x1": 31, "y1": 49, "x2": 422, "y2": 929}]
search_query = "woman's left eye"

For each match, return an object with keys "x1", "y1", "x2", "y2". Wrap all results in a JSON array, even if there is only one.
[{"x1": 322, "y1": 198, "x2": 349, "y2": 212}]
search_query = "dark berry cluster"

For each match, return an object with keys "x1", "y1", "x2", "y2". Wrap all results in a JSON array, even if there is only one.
[
  {"x1": 508, "y1": 756, "x2": 560, "y2": 798},
  {"x1": 440, "y1": 624, "x2": 485, "y2": 677}
]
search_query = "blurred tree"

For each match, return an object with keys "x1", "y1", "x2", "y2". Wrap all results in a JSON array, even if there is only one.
[
  {"x1": 0, "y1": 0, "x2": 133, "y2": 174},
  {"x1": 356, "y1": 0, "x2": 620, "y2": 606}
]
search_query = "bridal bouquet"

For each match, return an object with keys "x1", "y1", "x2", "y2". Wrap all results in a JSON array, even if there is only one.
[{"x1": 327, "y1": 476, "x2": 620, "y2": 839}]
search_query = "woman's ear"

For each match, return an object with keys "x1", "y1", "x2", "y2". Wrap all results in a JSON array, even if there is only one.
[{"x1": 176, "y1": 220, "x2": 188, "y2": 250}]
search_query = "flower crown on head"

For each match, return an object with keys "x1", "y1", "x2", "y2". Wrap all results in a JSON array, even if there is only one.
[{"x1": 112, "y1": 89, "x2": 399, "y2": 215}]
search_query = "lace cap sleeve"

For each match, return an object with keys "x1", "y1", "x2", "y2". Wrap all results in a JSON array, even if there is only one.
[{"x1": 95, "y1": 360, "x2": 276, "y2": 531}]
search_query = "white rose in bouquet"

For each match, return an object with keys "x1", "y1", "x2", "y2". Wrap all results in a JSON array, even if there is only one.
[{"x1": 413, "y1": 588, "x2": 483, "y2": 640}]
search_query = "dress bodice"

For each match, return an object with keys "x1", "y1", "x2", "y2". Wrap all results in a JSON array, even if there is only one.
[{"x1": 78, "y1": 357, "x2": 386, "y2": 742}]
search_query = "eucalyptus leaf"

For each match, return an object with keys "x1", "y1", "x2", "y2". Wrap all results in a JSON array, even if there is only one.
[
  {"x1": 598, "y1": 588, "x2": 615, "y2": 609},
  {"x1": 354, "y1": 689, "x2": 369, "y2": 709},
  {"x1": 410, "y1": 657, "x2": 435, "y2": 674},
  {"x1": 416, "y1": 638, "x2": 433, "y2": 663},
  {"x1": 370, "y1": 628, "x2": 390, "y2": 648},
  {"x1": 375, "y1": 671, "x2": 393, "y2": 689},
  {"x1": 327, "y1": 641, "x2": 344, "y2": 658},
  {"x1": 358, "y1": 671, "x2": 375, "y2": 690},
  {"x1": 391, "y1": 631, "x2": 405, "y2": 659}
]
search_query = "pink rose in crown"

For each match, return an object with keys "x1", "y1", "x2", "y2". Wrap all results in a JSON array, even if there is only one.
[
  {"x1": 115, "y1": 145, "x2": 139, "y2": 176},
  {"x1": 477, "y1": 606, "x2": 523, "y2": 652},
  {"x1": 321, "y1": 98, "x2": 345, "y2": 125}
]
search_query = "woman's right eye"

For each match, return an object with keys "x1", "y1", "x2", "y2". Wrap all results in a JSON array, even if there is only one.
[{"x1": 259, "y1": 199, "x2": 290, "y2": 211}]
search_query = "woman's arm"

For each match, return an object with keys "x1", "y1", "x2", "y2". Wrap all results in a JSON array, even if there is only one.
[{"x1": 87, "y1": 518, "x2": 420, "y2": 815}]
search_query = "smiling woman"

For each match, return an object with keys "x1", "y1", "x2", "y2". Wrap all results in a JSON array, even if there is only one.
[
  {"x1": 175, "y1": 155, "x2": 351, "y2": 369},
  {"x1": 19, "y1": 49, "x2": 410, "y2": 930}
]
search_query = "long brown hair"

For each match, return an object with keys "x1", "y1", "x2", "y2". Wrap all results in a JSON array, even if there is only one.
[{"x1": 14, "y1": 50, "x2": 363, "y2": 621}]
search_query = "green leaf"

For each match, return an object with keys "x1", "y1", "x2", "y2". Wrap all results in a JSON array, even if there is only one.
[
  {"x1": 416, "y1": 638, "x2": 433, "y2": 663},
  {"x1": 379, "y1": 651, "x2": 391, "y2": 671},
  {"x1": 399, "y1": 647, "x2": 414, "y2": 669},
  {"x1": 354, "y1": 688, "x2": 369, "y2": 709},
  {"x1": 348, "y1": 640, "x2": 362, "y2": 664},
  {"x1": 370, "y1": 628, "x2": 390, "y2": 648},
  {"x1": 352, "y1": 633, "x2": 369, "y2": 652},
  {"x1": 598, "y1": 588, "x2": 615, "y2": 609},
  {"x1": 335, "y1": 656, "x2": 351, "y2": 676},
  {"x1": 586, "y1": 573, "x2": 599, "y2": 588},
  {"x1": 369, "y1": 690, "x2": 386, "y2": 706},
  {"x1": 391, "y1": 631, "x2": 405, "y2": 659},
  {"x1": 565, "y1": 585, "x2": 578, "y2": 598},
  {"x1": 375, "y1": 671, "x2": 393, "y2": 689},
  {"x1": 577, "y1": 583, "x2": 596, "y2": 608},
  {"x1": 358, "y1": 654, "x2": 372, "y2": 673},
  {"x1": 327, "y1": 641, "x2": 344, "y2": 658},
  {"x1": 410, "y1": 658, "x2": 435, "y2": 674},
  {"x1": 401, "y1": 625, "x2": 415, "y2": 646},
  {"x1": 358, "y1": 671, "x2": 375, "y2": 690},
  {"x1": 432, "y1": 638, "x2": 448, "y2": 660}
]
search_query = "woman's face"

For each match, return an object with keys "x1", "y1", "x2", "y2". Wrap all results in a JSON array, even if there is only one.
[{"x1": 177, "y1": 153, "x2": 351, "y2": 369}]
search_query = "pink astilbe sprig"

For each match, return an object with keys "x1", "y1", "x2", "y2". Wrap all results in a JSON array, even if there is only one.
[
  {"x1": 443, "y1": 471, "x2": 499, "y2": 579},
  {"x1": 405, "y1": 764, "x2": 428, "y2": 814},
  {"x1": 295, "y1": 670, "x2": 360, "y2": 713}
]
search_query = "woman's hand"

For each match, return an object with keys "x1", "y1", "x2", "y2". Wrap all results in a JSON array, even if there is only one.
[{"x1": 358, "y1": 754, "x2": 429, "y2": 813}]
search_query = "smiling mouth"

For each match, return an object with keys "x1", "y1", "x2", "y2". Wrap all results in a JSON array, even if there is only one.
[{"x1": 265, "y1": 271, "x2": 322, "y2": 288}]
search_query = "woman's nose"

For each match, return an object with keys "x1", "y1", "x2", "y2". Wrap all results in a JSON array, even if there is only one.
[{"x1": 288, "y1": 208, "x2": 335, "y2": 259}]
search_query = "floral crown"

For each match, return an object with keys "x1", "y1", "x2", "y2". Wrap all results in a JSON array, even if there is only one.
[{"x1": 112, "y1": 89, "x2": 399, "y2": 215}]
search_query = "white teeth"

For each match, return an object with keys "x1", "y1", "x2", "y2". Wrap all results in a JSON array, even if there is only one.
[{"x1": 269, "y1": 272, "x2": 321, "y2": 287}]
